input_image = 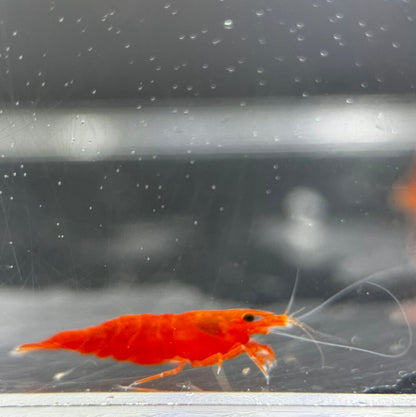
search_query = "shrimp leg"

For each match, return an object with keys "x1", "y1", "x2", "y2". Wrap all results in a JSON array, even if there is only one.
[
  {"x1": 128, "y1": 360, "x2": 188, "y2": 388},
  {"x1": 242, "y1": 341, "x2": 277, "y2": 383}
]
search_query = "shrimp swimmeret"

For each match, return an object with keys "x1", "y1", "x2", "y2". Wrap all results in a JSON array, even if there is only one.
[{"x1": 13, "y1": 266, "x2": 413, "y2": 390}]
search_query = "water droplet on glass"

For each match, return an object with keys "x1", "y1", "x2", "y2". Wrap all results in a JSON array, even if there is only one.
[
  {"x1": 223, "y1": 19, "x2": 234, "y2": 29},
  {"x1": 375, "y1": 74, "x2": 384, "y2": 83}
]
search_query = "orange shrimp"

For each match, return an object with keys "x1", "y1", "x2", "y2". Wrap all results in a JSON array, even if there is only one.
[
  {"x1": 393, "y1": 157, "x2": 416, "y2": 220},
  {"x1": 13, "y1": 267, "x2": 413, "y2": 390},
  {"x1": 13, "y1": 309, "x2": 299, "y2": 388}
]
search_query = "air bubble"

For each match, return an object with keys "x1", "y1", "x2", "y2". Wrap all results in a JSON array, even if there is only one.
[
  {"x1": 255, "y1": 9, "x2": 265, "y2": 17},
  {"x1": 320, "y1": 50, "x2": 329, "y2": 57}
]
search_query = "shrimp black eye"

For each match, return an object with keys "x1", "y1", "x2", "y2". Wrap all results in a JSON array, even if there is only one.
[{"x1": 243, "y1": 313, "x2": 255, "y2": 322}]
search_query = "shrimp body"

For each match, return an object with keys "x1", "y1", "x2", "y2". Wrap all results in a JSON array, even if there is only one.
[{"x1": 14, "y1": 309, "x2": 290, "y2": 387}]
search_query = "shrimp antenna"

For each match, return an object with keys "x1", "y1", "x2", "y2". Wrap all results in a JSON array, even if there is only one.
[
  {"x1": 284, "y1": 268, "x2": 300, "y2": 316},
  {"x1": 274, "y1": 278, "x2": 413, "y2": 359},
  {"x1": 297, "y1": 264, "x2": 415, "y2": 322},
  {"x1": 285, "y1": 315, "x2": 326, "y2": 367}
]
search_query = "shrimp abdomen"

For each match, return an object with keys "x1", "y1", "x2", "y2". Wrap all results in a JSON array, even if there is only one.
[{"x1": 13, "y1": 314, "x2": 177, "y2": 365}]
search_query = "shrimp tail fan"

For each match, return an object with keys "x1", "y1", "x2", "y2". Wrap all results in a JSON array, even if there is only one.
[
  {"x1": 11, "y1": 329, "x2": 90, "y2": 356},
  {"x1": 11, "y1": 343, "x2": 45, "y2": 355}
]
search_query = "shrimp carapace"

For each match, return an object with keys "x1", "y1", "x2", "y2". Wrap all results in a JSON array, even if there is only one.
[{"x1": 13, "y1": 309, "x2": 291, "y2": 387}]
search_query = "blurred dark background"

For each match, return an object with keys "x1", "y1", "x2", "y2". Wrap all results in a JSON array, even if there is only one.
[
  {"x1": 0, "y1": 155, "x2": 413, "y2": 304},
  {"x1": 0, "y1": 0, "x2": 414, "y2": 303}
]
